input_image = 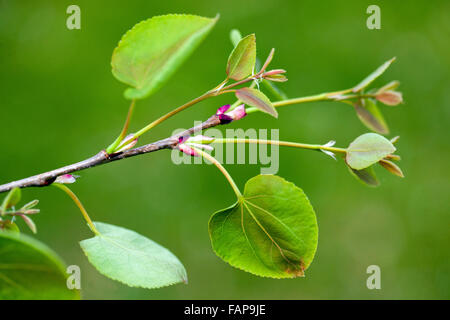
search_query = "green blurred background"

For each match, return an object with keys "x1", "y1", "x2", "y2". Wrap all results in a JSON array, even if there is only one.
[{"x1": 1, "y1": 0, "x2": 449, "y2": 299}]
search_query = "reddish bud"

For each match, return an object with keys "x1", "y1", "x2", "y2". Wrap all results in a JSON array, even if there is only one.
[
  {"x1": 376, "y1": 91, "x2": 403, "y2": 106},
  {"x1": 263, "y1": 69, "x2": 286, "y2": 76},
  {"x1": 55, "y1": 174, "x2": 76, "y2": 184}
]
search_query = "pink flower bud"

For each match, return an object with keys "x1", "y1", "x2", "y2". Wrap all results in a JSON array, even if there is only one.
[
  {"x1": 216, "y1": 104, "x2": 247, "y2": 124},
  {"x1": 178, "y1": 144, "x2": 199, "y2": 157},
  {"x1": 226, "y1": 104, "x2": 247, "y2": 121},
  {"x1": 55, "y1": 174, "x2": 77, "y2": 184},
  {"x1": 177, "y1": 135, "x2": 215, "y2": 157},
  {"x1": 216, "y1": 104, "x2": 231, "y2": 115}
]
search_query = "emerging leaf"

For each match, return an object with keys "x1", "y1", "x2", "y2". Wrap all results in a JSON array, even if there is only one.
[
  {"x1": 347, "y1": 164, "x2": 380, "y2": 187},
  {"x1": 112, "y1": 14, "x2": 218, "y2": 100},
  {"x1": 80, "y1": 222, "x2": 187, "y2": 289},
  {"x1": 226, "y1": 34, "x2": 256, "y2": 81},
  {"x1": 379, "y1": 159, "x2": 404, "y2": 178},
  {"x1": 353, "y1": 57, "x2": 396, "y2": 92},
  {"x1": 209, "y1": 175, "x2": 318, "y2": 278},
  {"x1": 376, "y1": 91, "x2": 403, "y2": 106},
  {"x1": 236, "y1": 87, "x2": 278, "y2": 118},
  {"x1": 20, "y1": 199, "x2": 39, "y2": 211},
  {"x1": 20, "y1": 215, "x2": 37, "y2": 234},
  {"x1": 253, "y1": 52, "x2": 288, "y2": 100},
  {"x1": 354, "y1": 99, "x2": 389, "y2": 134},
  {"x1": 0, "y1": 232, "x2": 79, "y2": 299},
  {"x1": 346, "y1": 133, "x2": 396, "y2": 170},
  {"x1": 377, "y1": 80, "x2": 400, "y2": 93},
  {"x1": 1, "y1": 187, "x2": 21, "y2": 212},
  {"x1": 264, "y1": 73, "x2": 288, "y2": 82},
  {"x1": 229, "y1": 29, "x2": 242, "y2": 47},
  {"x1": 390, "y1": 135, "x2": 400, "y2": 144}
]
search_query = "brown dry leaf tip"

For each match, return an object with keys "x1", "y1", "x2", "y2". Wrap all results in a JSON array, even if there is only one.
[{"x1": 285, "y1": 261, "x2": 306, "y2": 278}]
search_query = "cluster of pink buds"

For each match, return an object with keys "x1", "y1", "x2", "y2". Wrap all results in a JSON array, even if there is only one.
[
  {"x1": 177, "y1": 135, "x2": 215, "y2": 157},
  {"x1": 176, "y1": 104, "x2": 247, "y2": 156},
  {"x1": 216, "y1": 104, "x2": 247, "y2": 124}
]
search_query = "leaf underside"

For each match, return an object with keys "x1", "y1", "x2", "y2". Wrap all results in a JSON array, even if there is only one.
[
  {"x1": 347, "y1": 164, "x2": 380, "y2": 187},
  {"x1": 80, "y1": 222, "x2": 187, "y2": 289},
  {"x1": 209, "y1": 175, "x2": 318, "y2": 278},
  {"x1": 236, "y1": 87, "x2": 278, "y2": 118},
  {"x1": 346, "y1": 133, "x2": 396, "y2": 170},
  {"x1": 355, "y1": 99, "x2": 389, "y2": 135}
]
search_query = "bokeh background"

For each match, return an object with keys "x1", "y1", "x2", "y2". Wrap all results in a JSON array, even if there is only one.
[{"x1": 1, "y1": 0, "x2": 449, "y2": 299}]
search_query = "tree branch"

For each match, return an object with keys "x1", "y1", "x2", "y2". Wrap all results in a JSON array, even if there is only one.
[{"x1": 0, "y1": 115, "x2": 222, "y2": 193}]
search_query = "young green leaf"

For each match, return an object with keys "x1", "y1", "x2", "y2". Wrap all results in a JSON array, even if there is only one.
[
  {"x1": 1, "y1": 187, "x2": 21, "y2": 213},
  {"x1": 226, "y1": 34, "x2": 256, "y2": 81},
  {"x1": 377, "y1": 80, "x2": 400, "y2": 93},
  {"x1": 346, "y1": 133, "x2": 396, "y2": 170},
  {"x1": 347, "y1": 164, "x2": 380, "y2": 187},
  {"x1": 353, "y1": 57, "x2": 396, "y2": 92},
  {"x1": 112, "y1": 14, "x2": 218, "y2": 100},
  {"x1": 379, "y1": 159, "x2": 404, "y2": 178},
  {"x1": 80, "y1": 222, "x2": 187, "y2": 289},
  {"x1": 0, "y1": 232, "x2": 79, "y2": 299},
  {"x1": 236, "y1": 87, "x2": 278, "y2": 118},
  {"x1": 354, "y1": 99, "x2": 389, "y2": 134},
  {"x1": 209, "y1": 175, "x2": 318, "y2": 278}
]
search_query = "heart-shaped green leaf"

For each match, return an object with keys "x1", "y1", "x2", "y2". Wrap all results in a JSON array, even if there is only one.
[
  {"x1": 80, "y1": 222, "x2": 187, "y2": 289},
  {"x1": 236, "y1": 87, "x2": 278, "y2": 118},
  {"x1": 353, "y1": 57, "x2": 396, "y2": 92},
  {"x1": 112, "y1": 14, "x2": 218, "y2": 100},
  {"x1": 226, "y1": 34, "x2": 256, "y2": 81},
  {"x1": 346, "y1": 133, "x2": 396, "y2": 170},
  {"x1": 1, "y1": 187, "x2": 21, "y2": 212},
  {"x1": 209, "y1": 175, "x2": 318, "y2": 278},
  {"x1": 354, "y1": 99, "x2": 389, "y2": 134},
  {"x1": 0, "y1": 232, "x2": 80, "y2": 299}
]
